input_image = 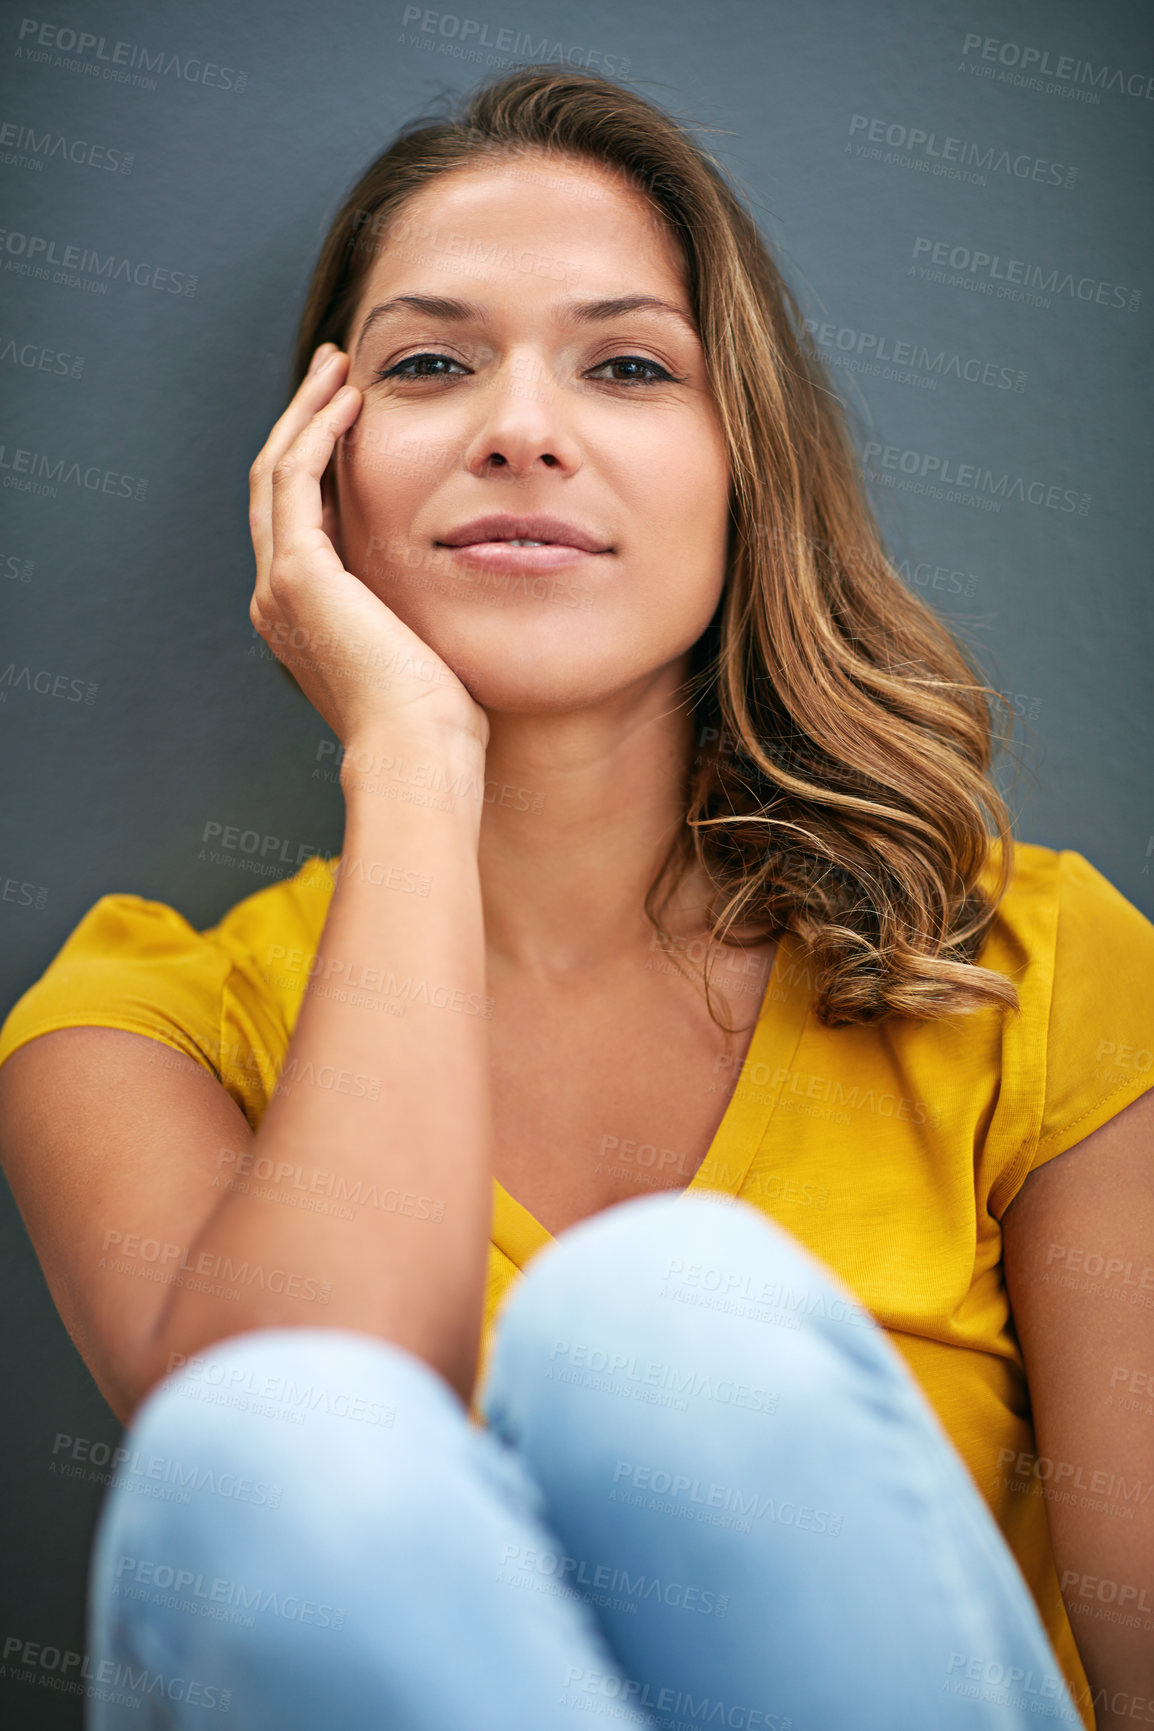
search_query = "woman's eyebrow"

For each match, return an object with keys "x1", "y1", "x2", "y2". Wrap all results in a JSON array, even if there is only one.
[{"x1": 353, "y1": 292, "x2": 696, "y2": 355}]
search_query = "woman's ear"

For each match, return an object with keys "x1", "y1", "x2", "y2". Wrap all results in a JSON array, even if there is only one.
[{"x1": 319, "y1": 455, "x2": 345, "y2": 566}]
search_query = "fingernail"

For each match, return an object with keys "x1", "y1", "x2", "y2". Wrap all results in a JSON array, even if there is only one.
[{"x1": 308, "y1": 343, "x2": 335, "y2": 375}]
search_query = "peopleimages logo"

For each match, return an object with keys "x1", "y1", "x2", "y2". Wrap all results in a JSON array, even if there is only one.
[
  {"x1": 910, "y1": 237, "x2": 1139, "y2": 312},
  {"x1": 395, "y1": 7, "x2": 630, "y2": 79},
  {"x1": 0, "y1": 119, "x2": 134, "y2": 174},
  {"x1": 960, "y1": 33, "x2": 1154, "y2": 102},
  {"x1": 862, "y1": 441, "x2": 1090, "y2": 516},
  {"x1": 0, "y1": 228, "x2": 197, "y2": 296},
  {"x1": 14, "y1": 18, "x2": 248, "y2": 92},
  {"x1": 498, "y1": 1542, "x2": 728, "y2": 1617},
  {"x1": 0, "y1": 439, "x2": 147, "y2": 499},
  {"x1": 805, "y1": 317, "x2": 1025, "y2": 393},
  {"x1": 50, "y1": 1433, "x2": 282, "y2": 1508},
  {"x1": 1, "y1": 1635, "x2": 231, "y2": 1713},
  {"x1": 847, "y1": 114, "x2": 1077, "y2": 189},
  {"x1": 113, "y1": 1556, "x2": 346, "y2": 1629}
]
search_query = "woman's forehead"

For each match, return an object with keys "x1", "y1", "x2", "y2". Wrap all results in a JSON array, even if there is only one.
[{"x1": 348, "y1": 165, "x2": 689, "y2": 335}]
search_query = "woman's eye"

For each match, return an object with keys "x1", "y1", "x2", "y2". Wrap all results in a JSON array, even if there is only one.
[
  {"x1": 373, "y1": 352, "x2": 680, "y2": 386},
  {"x1": 588, "y1": 355, "x2": 678, "y2": 386},
  {"x1": 374, "y1": 352, "x2": 470, "y2": 382}
]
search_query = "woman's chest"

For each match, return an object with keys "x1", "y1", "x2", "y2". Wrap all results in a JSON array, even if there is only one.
[{"x1": 487, "y1": 946, "x2": 775, "y2": 1238}]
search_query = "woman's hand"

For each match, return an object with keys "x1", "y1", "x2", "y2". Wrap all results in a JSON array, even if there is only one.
[{"x1": 248, "y1": 343, "x2": 489, "y2": 754}]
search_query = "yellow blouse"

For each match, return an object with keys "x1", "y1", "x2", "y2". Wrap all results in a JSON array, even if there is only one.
[{"x1": 3, "y1": 837, "x2": 1152, "y2": 1730}]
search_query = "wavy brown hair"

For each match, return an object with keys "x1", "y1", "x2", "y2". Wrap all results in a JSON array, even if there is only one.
[{"x1": 288, "y1": 63, "x2": 1026, "y2": 1030}]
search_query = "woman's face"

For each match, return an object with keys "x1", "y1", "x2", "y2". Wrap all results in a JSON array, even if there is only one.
[{"x1": 330, "y1": 152, "x2": 731, "y2": 714}]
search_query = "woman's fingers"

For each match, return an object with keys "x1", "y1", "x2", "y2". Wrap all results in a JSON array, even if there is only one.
[
  {"x1": 306, "y1": 341, "x2": 337, "y2": 376},
  {"x1": 267, "y1": 383, "x2": 361, "y2": 576},
  {"x1": 248, "y1": 347, "x2": 350, "y2": 588},
  {"x1": 244, "y1": 345, "x2": 485, "y2": 748},
  {"x1": 248, "y1": 347, "x2": 346, "y2": 574}
]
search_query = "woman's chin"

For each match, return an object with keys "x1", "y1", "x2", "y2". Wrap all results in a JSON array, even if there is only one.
[
  {"x1": 451, "y1": 662, "x2": 625, "y2": 717},
  {"x1": 395, "y1": 610, "x2": 648, "y2": 717}
]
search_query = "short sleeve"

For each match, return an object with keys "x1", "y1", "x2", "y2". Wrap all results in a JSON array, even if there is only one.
[
  {"x1": 1031, "y1": 850, "x2": 1154, "y2": 1169},
  {"x1": 0, "y1": 891, "x2": 234, "y2": 1082}
]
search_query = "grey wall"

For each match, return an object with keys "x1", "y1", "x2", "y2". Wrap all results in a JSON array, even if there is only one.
[{"x1": 1, "y1": 0, "x2": 1150, "y2": 1718}]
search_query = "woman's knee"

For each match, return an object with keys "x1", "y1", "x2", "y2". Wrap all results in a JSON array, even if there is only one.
[
  {"x1": 496, "y1": 1191, "x2": 873, "y2": 1350},
  {"x1": 94, "y1": 1327, "x2": 468, "y2": 1579},
  {"x1": 135, "y1": 1325, "x2": 455, "y2": 1458},
  {"x1": 480, "y1": 1190, "x2": 899, "y2": 1434}
]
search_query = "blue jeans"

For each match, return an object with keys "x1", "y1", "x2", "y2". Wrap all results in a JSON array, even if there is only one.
[{"x1": 86, "y1": 1193, "x2": 1083, "y2": 1729}]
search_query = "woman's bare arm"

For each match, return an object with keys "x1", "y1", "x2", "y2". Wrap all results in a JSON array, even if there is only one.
[
  {"x1": 149, "y1": 728, "x2": 493, "y2": 1406},
  {"x1": 0, "y1": 728, "x2": 492, "y2": 1424},
  {"x1": 0, "y1": 344, "x2": 498, "y2": 1422},
  {"x1": 1003, "y1": 1088, "x2": 1154, "y2": 1729},
  {"x1": 0, "y1": 1025, "x2": 261, "y2": 1424},
  {"x1": 0, "y1": 727, "x2": 490, "y2": 1423}
]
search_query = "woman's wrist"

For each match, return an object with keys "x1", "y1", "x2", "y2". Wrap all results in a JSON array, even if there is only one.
[{"x1": 339, "y1": 721, "x2": 488, "y2": 828}]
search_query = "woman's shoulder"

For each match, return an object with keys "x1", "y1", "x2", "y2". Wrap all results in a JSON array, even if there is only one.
[
  {"x1": 197, "y1": 852, "x2": 338, "y2": 970},
  {"x1": 973, "y1": 835, "x2": 1154, "y2": 1200},
  {"x1": 975, "y1": 834, "x2": 1154, "y2": 985},
  {"x1": 779, "y1": 834, "x2": 1152, "y2": 1220},
  {"x1": 0, "y1": 853, "x2": 339, "y2": 1083},
  {"x1": 965, "y1": 835, "x2": 1154, "y2": 1124}
]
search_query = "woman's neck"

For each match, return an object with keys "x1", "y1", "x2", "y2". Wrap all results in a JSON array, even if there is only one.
[{"x1": 477, "y1": 659, "x2": 710, "y2": 979}]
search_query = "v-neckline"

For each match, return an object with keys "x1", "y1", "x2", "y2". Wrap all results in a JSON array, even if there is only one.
[{"x1": 489, "y1": 930, "x2": 812, "y2": 1270}]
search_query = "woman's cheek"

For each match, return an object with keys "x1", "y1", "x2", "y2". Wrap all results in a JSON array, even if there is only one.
[{"x1": 335, "y1": 465, "x2": 396, "y2": 585}]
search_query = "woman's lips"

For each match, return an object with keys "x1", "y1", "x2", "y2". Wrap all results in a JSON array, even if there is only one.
[{"x1": 436, "y1": 541, "x2": 611, "y2": 572}]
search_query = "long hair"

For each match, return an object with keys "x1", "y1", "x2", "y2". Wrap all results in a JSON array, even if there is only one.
[{"x1": 288, "y1": 63, "x2": 1025, "y2": 1030}]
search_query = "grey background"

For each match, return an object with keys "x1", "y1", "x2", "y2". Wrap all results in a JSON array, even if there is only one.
[{"x1": 1, "y1": 0, "x2": 1151, "y2": 1718}]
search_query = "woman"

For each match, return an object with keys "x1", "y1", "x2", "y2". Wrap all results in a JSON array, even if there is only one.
[{"x1": 0, "y1": 64, "x2": 1150, "y2": 1731}]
